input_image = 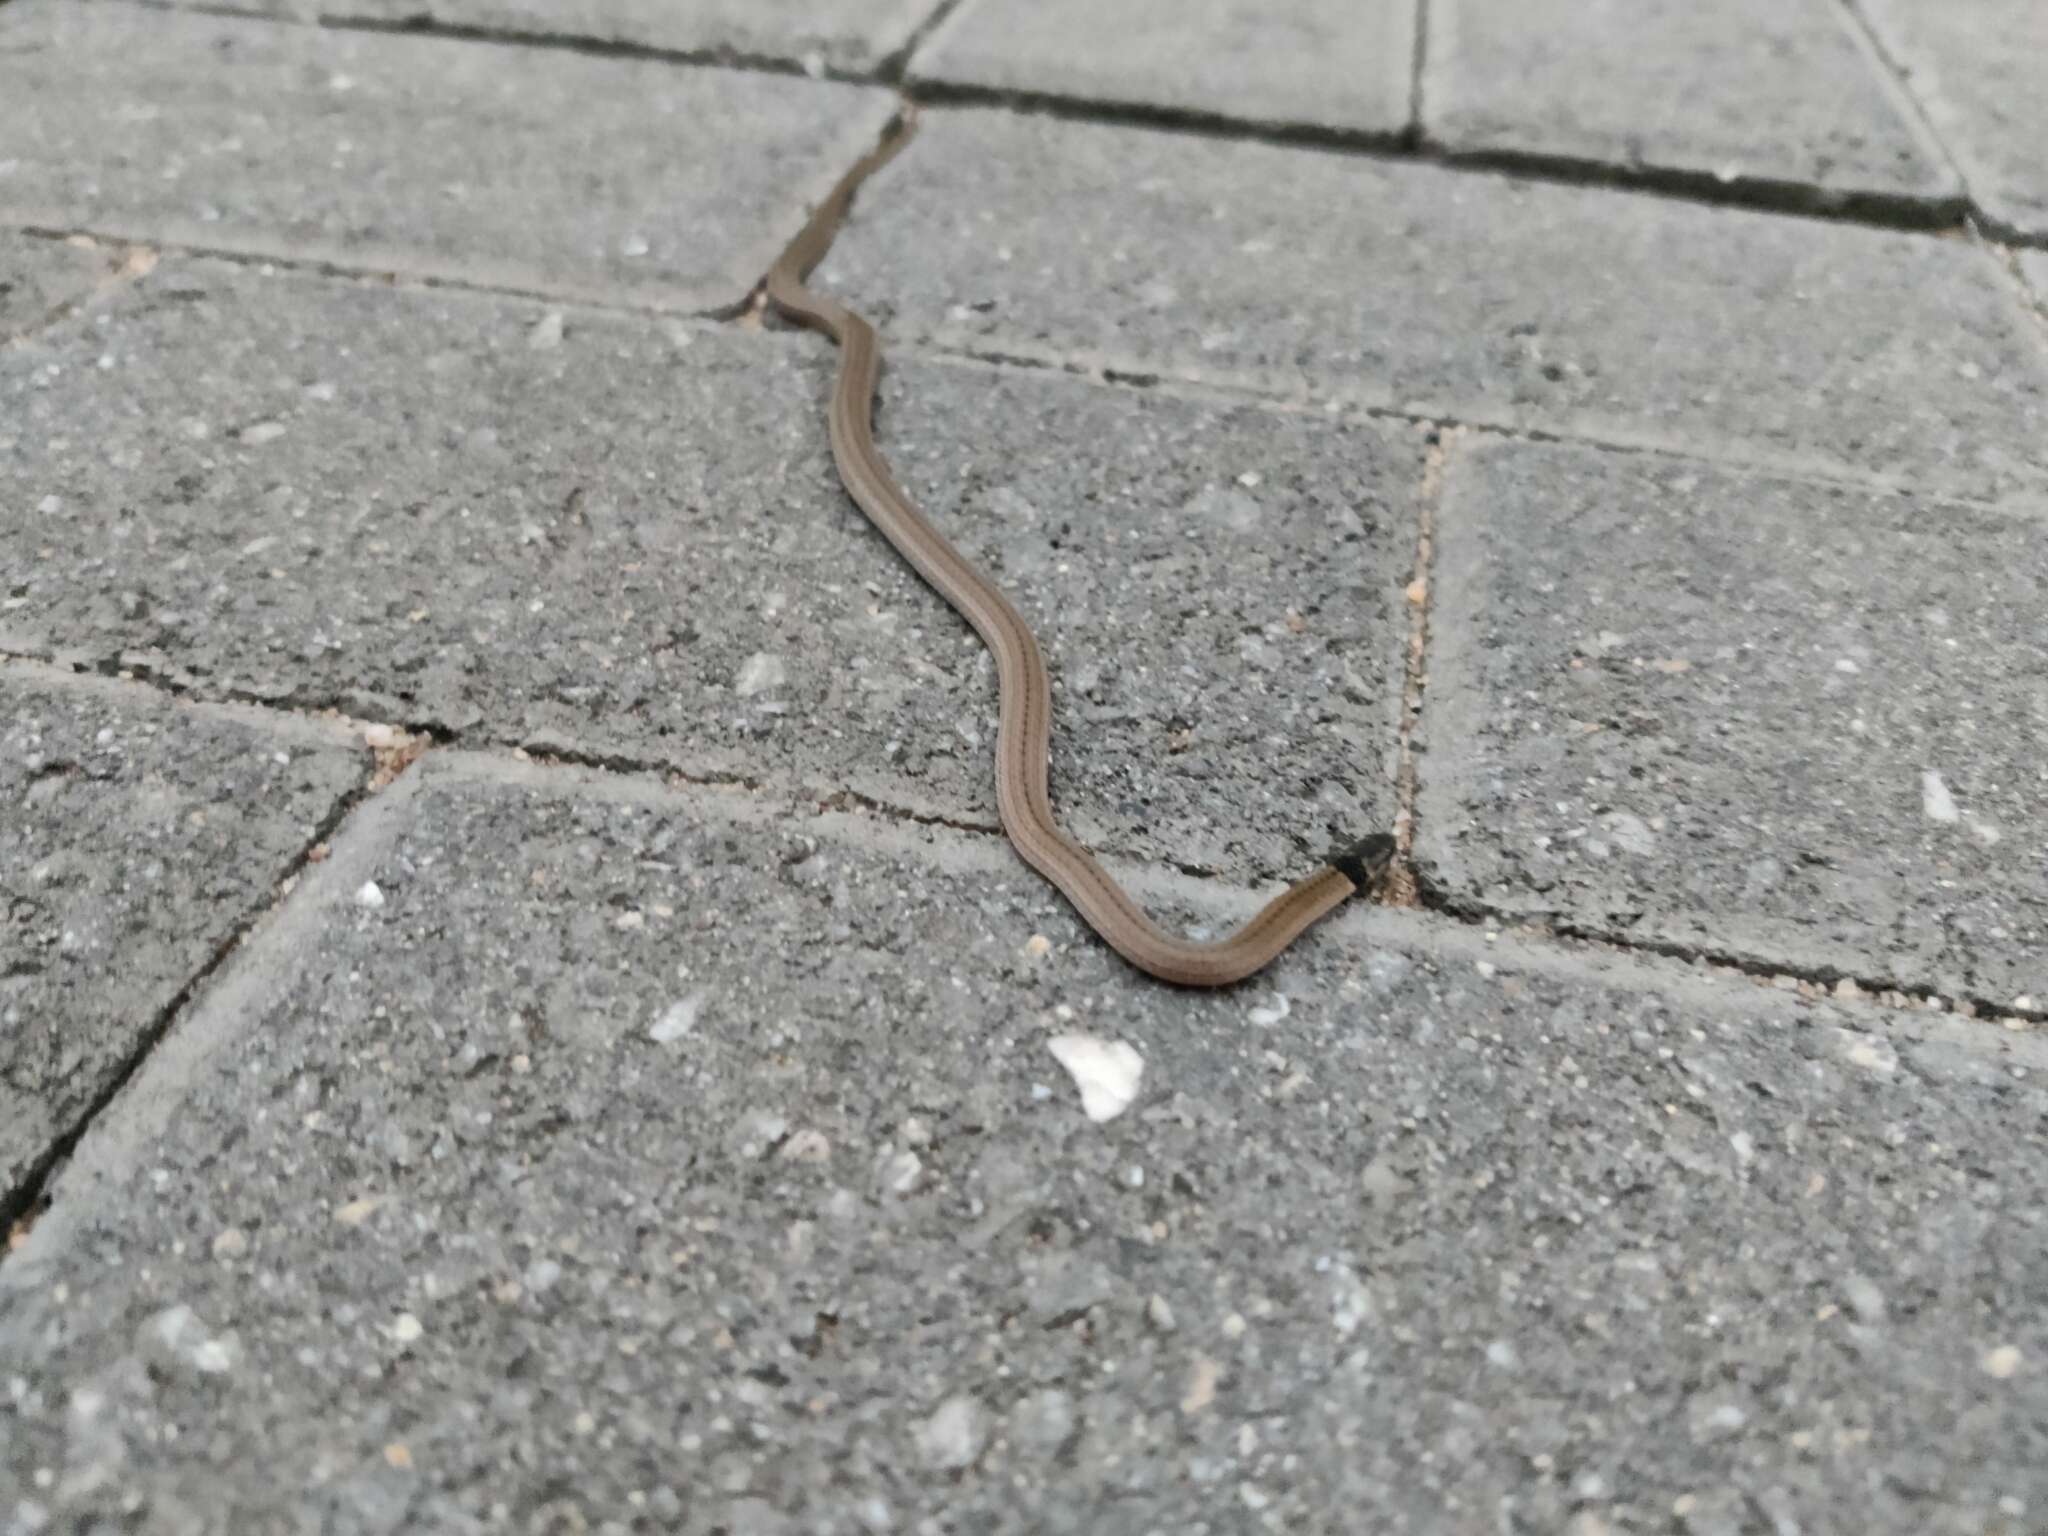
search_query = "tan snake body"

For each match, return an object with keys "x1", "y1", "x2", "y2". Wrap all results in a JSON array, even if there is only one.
[{"x1": 766, "y1": 132, "x2": 1392, "y2": 987}]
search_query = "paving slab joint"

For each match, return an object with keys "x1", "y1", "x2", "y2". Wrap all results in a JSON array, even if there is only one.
[
  {"x1": 1384, "y1": 422, "x2": 1450, "y2": 907},
  {"x1": 1832, "y1": 0, "x2": 1976, "y2": 213},
  {"x1": 1406, "y1": 0, "x2": 1430, "y2": 149},
  {"x1": 0, "y1": 747, "x2": 380, "y2": 1261},
  {"x1": 510, "y1": 739, "x2": 766, "y2": 796},
  {"x1": 1986, "y1": 235, "x2": 2048, "y2": 344},
  {"x1": 1406, "y1": 860, "x2": 2046, "y2": 1035},
  {"x1": 873, "y1": 0, "x2": 971, "y2": 86},
  {"x1": 902, "y1": 78, "x2": 1968, "y2": 237},
  {"x1": 0, "y1": 644, "x2": 471, "y2": 746},
  {"x1": 742, "y1": 100, "x2": 920, "y2": 320},
  {"x1": 2, "y1": 232, "x2": 157, "y2": 349},
  {"x1": 116, "y1": 0, "x2": 878, "y2": 84}
]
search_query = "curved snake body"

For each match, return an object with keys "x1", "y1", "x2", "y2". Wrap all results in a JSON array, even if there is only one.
[{"x1": 765, "y1": 135, "x2": 1391, "y2": 986}]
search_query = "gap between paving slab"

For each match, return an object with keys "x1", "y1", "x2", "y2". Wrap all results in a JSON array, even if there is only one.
[
  {"x1": 14, "y1": 746, "x2": 2044, "y2": 1284},
  {"x1": 0, "y1": 658, "x2": 385, "y2": 1242},
  {"x1": 8, "y1": 745, "x2": 2046, "y2": 1530}
]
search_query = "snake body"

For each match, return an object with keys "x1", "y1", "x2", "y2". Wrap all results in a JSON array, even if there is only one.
[{"x1": 765, "y1": 135, "x2": 1391, "y2": 987}]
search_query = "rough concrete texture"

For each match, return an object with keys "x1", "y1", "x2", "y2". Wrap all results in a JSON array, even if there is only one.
[
  {"x1": 136, "y1": 0, "x2": 944, "y2": 73},
  {"x1": 0, "y1": 237, "x2": 124, "y2": 344},
  {"x1": 1858, "y1": 0, "x2": 2048, "y2": 242},
  {"x1": 2022, "y1": 249, "x2": 2048, "y2": 311},
  {"x1": 0, "y1": 259, "x2": 1417, "y2": 884},
  {"x1": 910, "y1": 0, "x2": 1414, "y2": 139},
  {"x1": 4, "y1": 757, "x2": 2045, "y2": 1534},
  {"x1": 0, "y1": 666, "x2": 364, "y2": 1207},
  {"x1": 820, "y1": 109, "x2": 2048, "y2": 508},
  {"x1": 1425, "y1": 0, "x2": 1957, "y2": 212},
  {"x1": 1419, "y1": 434, "x2": 2047, "y2": 1005},
  {"x1": 0, "y1": 1, "x2": 897, "y2": 311}
]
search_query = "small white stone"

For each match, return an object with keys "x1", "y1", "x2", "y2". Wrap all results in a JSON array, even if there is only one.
[
  {"x1": 1983, "y1": 1345, "x2": 2022, "y2": 1379},
  {"x1": 355, "y1": 881, "x2": 386, "y2": 910},
  {"x1": 621, "y1": 235, "x2": 650, "y2": 258},
  {"x1": 914, "y1": 1395, "x2": 984, "y2": 1470},
  {"x1": 778, "y1": 1129, "x2": 832, "y2": 1164},
  {"x1": 1247, "y1": 993, "x2": 1290, "y2": 1027},
  {"x1": 362, "y1": 722, "x2": 398, "y2": 750},
  {"x1": 391, "y1": 1312, "x2": 423, "y2": 1343},
  {"x1": 238, "y1": 421, "x2": 287, "y2": 445},
  {"x1": 37, "y1": 494, "x2": 60, "y2": 514},
  {"x1": 649, "y1": 991, "x2": 704, "y2": 1044},
  {"x1": 210, "y1": 1228, "x2": 248, "y2": 1260},
  {"x1": 1921, "y1": 770, "x2": 1959, "y2": 824},
  {"x1": 879, "y1": 1149, "x2": 923, "y2": 1196},
  {"x1": 524, "y1": 1259, "x2": 563, "y2": 1294},
  {"x1": 1047, "y1": 1035, "x2": 1144, "y2": 1122},
  {"x1": 734, "y1": 653, "x2": 786, "y2": 698}
]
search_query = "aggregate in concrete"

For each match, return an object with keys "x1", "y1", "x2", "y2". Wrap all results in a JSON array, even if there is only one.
[
  {"x1": 0, "y1": 237, "x2": 123, "y2": 345},
  {"x1": 1424, "y1": 0, "x2": 1957, "y2": 213},
  {"x1": 0, "y1": 1, "x2": 898, "y2": 311},
  {"x1": 909, "y1": 0, "x2": 1414, "y2": 139},
  {"x1": 4, "y1": 755, "x2": 2044, "y2": 1534},
  {"x1": 137, "y1": 0, "x2": 944, "y2": 74},
  {"x1": 1417, "y1": 434, "x2": 2047, "y2": 1006},
  {"x1": 820, "y1": 108, "x2": 2048, "y2": 508},
  {"x1": 0, "y1": 259, "x2": 1418, "y2": 886},
  {"x1": 1859, "y1": 0, "x2": 2048, "y2": 242},
  {"x1": 0, "y1": 667, "x2": 365, "y2": 1209}
]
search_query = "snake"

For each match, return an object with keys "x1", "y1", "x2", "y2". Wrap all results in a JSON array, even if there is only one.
[{"x1": 764, "y1": 128, "x2": 1394, "y2": 988}]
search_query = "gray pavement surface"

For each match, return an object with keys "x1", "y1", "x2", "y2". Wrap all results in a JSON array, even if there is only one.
[
  {"x1": 1419, "y1": 435, "x2": 2047, "y2": 1006},
  {"x1": 4, "y1": 0, "x2": 2048, "y2": 1529},
  {"x1": 2023, "y1": 250, "x2": 2048, "y2": 313},
  {"x1": 910, "y1": 0, "x2": 1415, "y2": 139},
  {"x1": 819, "y1": 108, "x2": 2048, "y2": 508},
  {"x1": 1858, "y1": 0, "x2": 2048, "y2": 242},
  {"x1": 0, "y1": 3, "x2": 896, "y2": 311},
  {"x1": 0, "y1": 237, "x2": 122, "y2": 345},
  {"x1": 0, "y1": 258, "x2": 1416, "y2": 884},
  {"x1": 5, "y1": 756, "x2": 2045, "y2": 1535},
  {"x1": 1424, "y1": 0, "x2": 1957, "y2": 214},
  {"x1": 136, "y1": 0, "x2": 945, "y2": 73},
  {"x1": 0, "y1": 667, "x2": 365, "y2": 1209}
]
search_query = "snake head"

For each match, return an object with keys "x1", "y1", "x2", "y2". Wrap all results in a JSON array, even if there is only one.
[{"x1": 1328, "y1": 833, "x2": 1397, "y2": 893}]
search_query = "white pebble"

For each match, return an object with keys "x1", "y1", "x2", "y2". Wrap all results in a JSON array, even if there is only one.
[
  {"x1": 734, "y1": 653, "x2": 786, "y2": 698},
  {"x1": 649, "y1": 991, "x2": 704, "y2": 1045},
  {"x1": 1921, "y1": 770, "x2": 1959, "y2": 824},
  {"x1": 355, "y1": 881, "x2": 386, "y2": 910},
  {"x1": 1047, "y1": 1035, "x2": 1144, "y2": 1122},
  {"x1": 238, "y1": 421, "x2": 287, "y2": 445},
  {"x1": 1247, "y1": 993, "x2": 1290, "y2": 1027},
  {"x1": 914, "y1": 1395, "x2": 984, "y2": 1470}
]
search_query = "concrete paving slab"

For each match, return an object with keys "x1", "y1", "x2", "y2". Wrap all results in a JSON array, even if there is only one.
[
  {"x1": 0, "y1": 237, "x2": 123, "y2": 344},
  {"x1": 5, "y1": 754, "x2": 2045, "y2": 1533},
  {"x1": 2021, "y1": 250, "x2": 2048, "y2": 311},
  {"x1": 1418, "y1": 434, "x2": 2047, "y2": 1006},
  {"x1": 1859, "y1": 0, "x2": 2048, "y2": 242},
  {"x1": 0, "y1": 1, "x2": 897, "y2": 311},
  {"x1": 0, "y1": 665, "x2": 365, "y2": 1210},
  {"x1": 820, "y1": 108, "x2": 2048, "y2": 508},
  {"x1": 1425, "y1": 0, "x2": 1958, "y2": 215},
  {"x1": 909, "y1": 0, "x2": 1414, "y2": 140},
  {"x1": 133, "y1": 0, "x2": 944, "y2": 74},
  {"x1": 0, "y1": 259, "x2": 1418, "y2": 885}
]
